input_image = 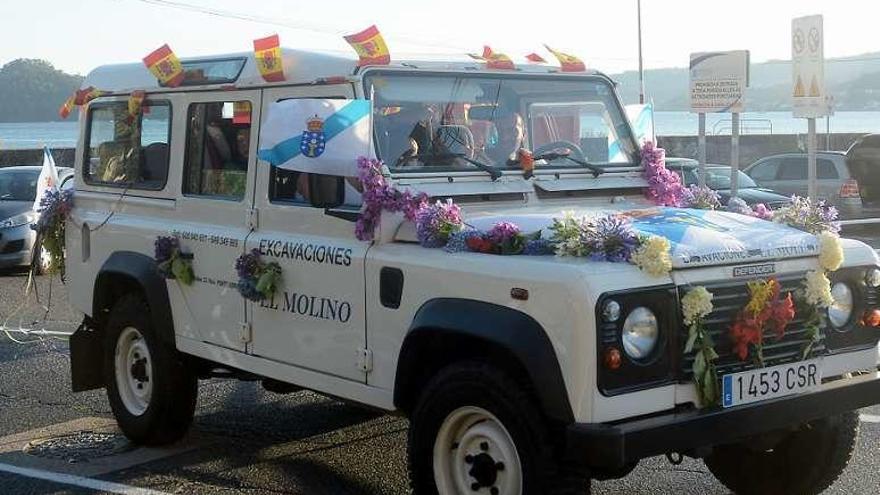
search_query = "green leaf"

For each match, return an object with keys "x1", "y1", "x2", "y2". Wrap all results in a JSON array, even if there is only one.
[
  {"x1": 693, "y1": 351, "x2": 706, "y2": 378},
  {"x1": 171, "y1": 258, "x2": 194, "y2": 285},
  {"x1": 684, "y1": 325, "x2": 698, "y2": 354}
]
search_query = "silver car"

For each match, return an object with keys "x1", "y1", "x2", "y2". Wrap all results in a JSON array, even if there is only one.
[{"x1": 0, "y1": 165, "x2": 73, "y2": 271}]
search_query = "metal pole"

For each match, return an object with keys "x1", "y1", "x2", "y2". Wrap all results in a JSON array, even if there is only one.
[
  {"x1": 826, "y1": 114, "x2": 831, "y2": 151},
  {"x1": 698, "y1": 113, "x2": 707, "y2": 186},
  {"x1": 808, "y1": 117, "x2": 818, "y2": 199},
  {"x1": 637, "y1": 0, "x2": 645, "y2": 104},
  {"x1": 731, "y1": 112, "x2": 740, "y2": 197}
]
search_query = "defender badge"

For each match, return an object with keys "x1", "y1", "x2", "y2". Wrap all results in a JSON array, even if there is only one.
[
  {"x1": 733, "y1": 263, "x2": 776, "y2": 278},
  {"x1": 300, "y1": 115, "x2": 326, "y2": 158}
]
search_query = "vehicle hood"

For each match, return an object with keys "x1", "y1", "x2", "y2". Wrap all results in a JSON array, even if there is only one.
[
  {"x1": 463, "y1": 206, "x2": 819, "y2": 269},
  {"x1": 0, "y1": 201, "x2": 33, "y2": 220},
  {"x1": 717, "y1": 188, "x2": 791, "y2": 207}
]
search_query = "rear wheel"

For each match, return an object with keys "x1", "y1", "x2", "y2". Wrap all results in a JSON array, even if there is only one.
[
  {"x1": 704, "y1": 411, "x2": 859, "y2": 495},
  {"x1": 407, "y1": 362, "x2": 589, "y2": 495},
  {"x1": 103, "y1": 294, "x2": 197, "y2": 445}
]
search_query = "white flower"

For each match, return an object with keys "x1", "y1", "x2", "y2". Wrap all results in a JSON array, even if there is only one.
[
  {"x1": 818, "y1": 231, "x2": 844, "y2": 272},
  {"x1": 803, "y1": 270, "x2": 834, "y2": 308},
  {"x1": 631, "y1": 236, "x2": 672, "y2": 277},
  {"x1": 682, "y1": 286, "x2": 714, "y2": 326}
]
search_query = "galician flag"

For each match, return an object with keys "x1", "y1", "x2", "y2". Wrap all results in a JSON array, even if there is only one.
[
  {"x1": 257, "y1": 99, "x2": 372, "y2": 177},
  {"x1": 34, "y1": 147, "x2": 59, "y2": 211}
]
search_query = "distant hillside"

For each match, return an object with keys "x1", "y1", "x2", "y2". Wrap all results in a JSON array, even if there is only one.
[
  {"x1": 612, "y1": 52, "x2": 880, "y2": 111},
  {"x1": 0, "y1": 59, "x2": 83, "y2": 123}
]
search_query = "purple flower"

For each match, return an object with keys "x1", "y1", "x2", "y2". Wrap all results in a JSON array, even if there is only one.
[
  {"x1": 355, "y1": 156, "x2": 428, "y2": 241},
  {"x1": 154, "y1": 236, "x2": 179, "y2": 263},
  {"x1": 487, "y1": 222, "x2": 521, "y2": 244},
  {"x1": 444, "y1": 230, "x2": 483, "y2": 253},
  {"x1": 416, "y1": 199, "x2": 463, "y2": 248},
  {"x1": 774, "y1": 195, "x2": 840, "y2": 234},
  {"x1": 683, "y1": 184, "x2": 721, "y2": 210},
  {"x1": 234, "y1": 248, "x2": 262, "y2": 279},
  {"x1": 641, "y1": 142, "x2": 686, "y2": 207},
  {"x1": 523, "y1": 238, "x2": 554, "y2": 256},
  {"x1": 583, "y1": 215, "x2": 640, "y2": 262},
  {"x1": 726, "y1": 197, "x2": 754, "y2": 216},
  {"x1": 752, "y1": 203, "x2": 773, "y2": 220}
]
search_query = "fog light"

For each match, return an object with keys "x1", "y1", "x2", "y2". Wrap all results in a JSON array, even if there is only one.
[
  {"x1": 861, "y1": 309, "x2": 880, "y2": 327},
  {"x1": 603, "y1": 347, "x2": 622, "y2": 370},
  {"x1": 866, "y1": 268, "x2": 880, "y2": 288},
  {"x1": 602, "y1": 300, "x2": 621, "y2": 323}
]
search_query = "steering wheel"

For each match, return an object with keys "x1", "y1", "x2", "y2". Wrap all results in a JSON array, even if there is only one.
[{"x1": 533, "y1": 140, "x2": 586, "y2": 161}]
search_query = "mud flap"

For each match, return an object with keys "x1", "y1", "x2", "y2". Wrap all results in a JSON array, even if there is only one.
[{"x1": 70, "y1": 319, "x2": 104, "y2": 392}]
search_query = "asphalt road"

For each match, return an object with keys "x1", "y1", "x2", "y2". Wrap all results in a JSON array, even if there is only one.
[{"x1": 0, "y1": 270, "x2": 878, "y2": 495}]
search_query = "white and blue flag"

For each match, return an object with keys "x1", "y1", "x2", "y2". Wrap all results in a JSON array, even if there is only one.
[
  {"x1": 258, "y1": 99, "x2": 372, "y2": 177},
  {"x1": 625, "y1": 102, "x2": 655, "y2": 146}
]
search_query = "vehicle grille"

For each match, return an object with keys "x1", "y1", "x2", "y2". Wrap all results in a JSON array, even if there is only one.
[{"x1": 680, "y1": 273, "x2": 828, "y2": 380}]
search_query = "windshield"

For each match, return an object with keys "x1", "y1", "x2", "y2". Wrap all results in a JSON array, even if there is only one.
[
  {"x1": 0, "y1": 170, "x2": 38, "y2": 201},
  {"x1": 365, "y1": 73, "x2": 639, "y2": 173},
  {"x1": 681, "y1": 167, "x2": 757, "y2": 189}
]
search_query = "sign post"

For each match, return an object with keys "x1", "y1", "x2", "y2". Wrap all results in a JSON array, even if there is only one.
[
  {"x1": 689, "y1": 50, "x2": 749, "y2": 190},
  {"x1": 792, "y1": 15, "x2": 827, "y2": 200}
]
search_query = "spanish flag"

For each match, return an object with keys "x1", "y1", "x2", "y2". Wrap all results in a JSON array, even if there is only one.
[
  {"x1": 233, "y1": 101, "x2": 251, "y2": 124},
  {"x1": 525, "y1": 53, "x2": 547, "y2": 64},
  {"x1": 58, "y1": 94, "x2": 75, "y2": 119},
  {"x1": 74, "y1": 86, "x2": 107, "y2": 106},
  {"x1": 545, "y1": 45, "x2": 586, "y2": 72},
  {"x1": 469, "y1": 46, "x2": 514, "y2": 70},
  {"x1": 254, "y1": 34, "x2": 285, "y2": 82},
  {"x1": 344, "y1": 25, "x2": 391, "y2": 66},
  {"x1": 143, "y1": 44, "x2": 184, "y2": 87}
]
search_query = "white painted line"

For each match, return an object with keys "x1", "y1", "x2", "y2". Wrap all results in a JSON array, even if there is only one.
[
  {"x1": 0, "y1": 462, "x2": 168, "y2": 495},
  {"x1": 860, "y1": 414, "x2": 880, "y2": 424}
]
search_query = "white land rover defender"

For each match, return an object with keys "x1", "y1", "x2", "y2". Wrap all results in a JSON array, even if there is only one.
[{"x1": 66, "y1": 49, "x2": 880, "y2": 495}]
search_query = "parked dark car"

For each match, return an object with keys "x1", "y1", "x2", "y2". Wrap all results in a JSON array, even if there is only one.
[
  {"x1": 0, "y1": 165, "x2": 73, "y2": 271},
  {"x1": 665, "y1": 158, "x2": 791, "y2": 208}
]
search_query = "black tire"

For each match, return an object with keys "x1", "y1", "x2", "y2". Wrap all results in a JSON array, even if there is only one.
[
  {"x1": 103, "y1": 294, "x2": 197, "y2": 445},
  {"x1": 408, "y1": 362, "x2": 590, "y2": 495},
  {"x1": 704, "y1": 411, "x2": 860, "y2": 495}
]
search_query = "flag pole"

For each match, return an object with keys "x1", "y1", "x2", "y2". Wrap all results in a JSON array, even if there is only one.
[{"x1": 637, "y1": 0, "x2": 646, "y2": 104}]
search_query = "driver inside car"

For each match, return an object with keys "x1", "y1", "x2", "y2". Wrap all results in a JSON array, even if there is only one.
[{"x1": 480, "y1": 111, "x2": 525, "y2": 165}]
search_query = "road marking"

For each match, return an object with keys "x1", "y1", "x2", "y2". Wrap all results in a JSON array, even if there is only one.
[
  {"x1": 0, "y1": 462, "x2": 168, "y2": 495},
  {"x1": 861, "y1": 414, "x2": 880, "y2": 423}
]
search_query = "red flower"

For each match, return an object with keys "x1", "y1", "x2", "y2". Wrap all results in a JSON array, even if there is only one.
[
  {"x1": 730, "y1": 314, "x2": 762, "y2": 361},
  {"x1": 466, "y1": 236, "x2": 495, "y2": 253},
  {"x1": 769, "y1": 292, "x2": 796, "y2": 339}
]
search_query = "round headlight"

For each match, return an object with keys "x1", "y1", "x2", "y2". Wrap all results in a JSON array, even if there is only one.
[
  {"x1": 865, "y1": 268, "x2": 880, "y2": 288},
  {"x1": 621, "y1": 307, "x2": 659, "y2": 360},
  {"x1": 602, "y1": 300, "x2": 621, "y2": 323},
  {"x1": 828, "y1": 282, "x2": 854, "y2": 328}
]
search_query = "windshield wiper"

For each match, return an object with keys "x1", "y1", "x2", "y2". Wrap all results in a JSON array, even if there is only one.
[
  {"x1": 533, "y1": 151, "x2": 605, "y2": 178},
  {"x1": 405, "y1": 152, "x2": 503, "y2": 181}
]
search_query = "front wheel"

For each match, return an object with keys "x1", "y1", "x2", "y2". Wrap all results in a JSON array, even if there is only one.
[
  {"x1": 704, "y1": 411, "x2": 860, "y2": 495},
  {"x1": 407, "y1": 362, "x2": 589, "y2": 495},
  {"x1": 103, "y1": 294, "x2": 197, "y2": 445}
]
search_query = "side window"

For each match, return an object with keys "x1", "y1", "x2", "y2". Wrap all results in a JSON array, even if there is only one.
[
  {"x1": 749, "y1": 159, "x2": 779, "y2": 182},
  {"x1": 84, "y1": 102, "x2": 171, "y2": 189},
  {"x1": 817, "y1": 159, "x2": 839, "y2": 179},
  {"x1": 183, "y1": 101, "x2": 252, "y2": 200},
  {"x1": 778, "y1": 158, "x2": 807, "y2": 181}
]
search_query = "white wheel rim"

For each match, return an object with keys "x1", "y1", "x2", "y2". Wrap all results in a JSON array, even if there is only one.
[
  {"x1": 114, "y1": 326, "x2": 152, "y2": 416},
  {"x1": 433, "y1": 406, "x2": 523, "y2": 495}
]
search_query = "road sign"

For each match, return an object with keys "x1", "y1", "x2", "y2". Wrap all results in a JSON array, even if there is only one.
[
  {"x1": 792, "y1": 15, "x2": 827, "y2": 118},
  {"x1": 689, "y1": 50, "x2": 749, "y2": 113}
]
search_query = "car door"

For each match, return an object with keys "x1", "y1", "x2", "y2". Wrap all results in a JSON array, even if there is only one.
[
  {"x1": 745, "y1": 157, "x2": 781, "y2": 189},
  {"x1": 816, "y1": 157, "x2": 841, "y2": 201},
  {"x1": 774, "y1": 156, "x2": 809, "y2": 197},
  {"x1": 246, "y1": 84, "x2": 368, "y2": 382},
  {"x1": 169, "y1": 91, "x2": 261, "y2": 352}
]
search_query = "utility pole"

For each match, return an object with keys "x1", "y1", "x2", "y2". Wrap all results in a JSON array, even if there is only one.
[{"x1": 637, "y1": 0, "x2": 645, "y2": 104}]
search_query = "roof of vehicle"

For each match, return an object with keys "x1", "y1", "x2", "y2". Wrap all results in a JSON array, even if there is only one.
[
  {"x1": 81, "y1": 48, "x2": 611, "y2": 94},
  {"x1": 754, "y1": 151, "x2": 848, "y2": 160},
  {"x1": 0, "y1": 166, "x2": 73, "y2": 173}
]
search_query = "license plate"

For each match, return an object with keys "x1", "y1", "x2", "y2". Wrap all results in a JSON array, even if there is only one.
[{"x1": 721, "y1": 359, "x2": 822, "y2": 408}]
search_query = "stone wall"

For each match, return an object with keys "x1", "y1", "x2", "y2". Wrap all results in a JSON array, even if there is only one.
[
  {"x1": 0, "y1": 148, "x2": 76, "y2": 168},
  {"x1": 657, "y1": 133, "x2": 867, "y2": 166}
]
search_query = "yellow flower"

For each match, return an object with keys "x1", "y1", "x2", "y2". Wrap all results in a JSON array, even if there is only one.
[
  {"x1": 682, "y1": 286, "x2": 714, "y2": 326},
  {"x1": 745, "y1": 279, "x2": 777, "y2": 317},
  {"x1": 632, "y1": 236, "x2": 672, "y2": 277},
  {"x1": 803, "y1": 270, "x2": 834, "y2": 308},
  {"x1": 818, "y1": 231, "x2": 844, "y2": 272}
]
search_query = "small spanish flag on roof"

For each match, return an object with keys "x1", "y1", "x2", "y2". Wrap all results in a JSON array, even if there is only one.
[
  {"x1": 74, "y1": 86, "x2": 107, "y2": 106},
  {"x1": 58, "y1": 94, "x2": 75, "y2": 119},
  {"x1": 143, "y1": 44, "x2": 184, "y2": 87},
  {"x1": 544, "y1": 45, "x2": 586, "y2": 72},
  {"x1": 344, "y1": 25, "x2": 391, "y2": 66},
  {"x1": 254, "y1": 34, "x2": 285, "y2": 82},
  {"x1": 525, "y1": 53, "x2": 547, "y2": 64},
  {"x1": 468, "y1": 46, "x2": 515, "y2": 70}
]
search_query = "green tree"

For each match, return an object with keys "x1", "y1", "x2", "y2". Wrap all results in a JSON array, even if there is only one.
[{"x1": 0, "y1": 59, "x2": 83, "y2": 122}]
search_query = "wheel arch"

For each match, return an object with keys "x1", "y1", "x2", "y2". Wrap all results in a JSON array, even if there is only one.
[{"x1": 394, "y1": 298, "x2": 574, "y2": 425}]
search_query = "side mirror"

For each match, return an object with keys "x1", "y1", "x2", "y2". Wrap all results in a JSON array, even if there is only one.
[{"x1": 307, "y1": 173, "x2": 345, "y2": 209}]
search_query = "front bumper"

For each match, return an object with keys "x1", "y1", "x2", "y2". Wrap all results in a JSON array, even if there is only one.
[{"x1": 565, "y1": 372, "x2": 880, "y2": 469}]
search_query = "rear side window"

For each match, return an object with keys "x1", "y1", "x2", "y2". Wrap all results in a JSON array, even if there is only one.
[
  {"x1": 183, "y1": 101, "x2": 252, "y2": 200},
  {"x1": 84, "y1": 102, "x2": 171, "y2": 189},
  {"x1": 749, "y1": 159, "x2": 779, "y2": 182},
  {"x1": 817, "y1": 159, "x2": 839, "y2": 179},
  {"x1": 778, "y1": 158, "x2": 807, "y2": 180}
]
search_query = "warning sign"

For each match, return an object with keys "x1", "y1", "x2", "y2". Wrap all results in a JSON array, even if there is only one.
[
  {"x1": 689, "y1": 51, "x2": 749, "y2": 113},
  {"x1": 792, "y1": 15, "x2": 827, "y2": 118}
]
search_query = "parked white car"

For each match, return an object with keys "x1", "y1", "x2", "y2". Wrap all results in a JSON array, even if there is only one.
[{"x1": 65, "y1": 49, "x2": 880, "y2": 495}]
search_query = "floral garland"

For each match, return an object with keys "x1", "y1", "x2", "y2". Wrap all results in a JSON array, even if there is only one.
[
  {"x1": 154, "y1": 236, "x2": 194, "y2": 285},
  {"x1": 235, "y1": 248, "x2": 282, "y2": 302},
  {"x1": 729, "y1": 278, "x2": 796, "y2": 364},
  {"x1": 31, "y1": 189, "x2": 73, "y2": 275},
  {"x1": 641, "y1": 142, "x2": 686, "y2": 207},
  {"x1": 682, "y1": 286, "x2": 718, "y2": 405},
  {"x1": 416, "y1": 199, "x2": 463, "y2": 247},
  {"x1": 355, "y1": 156, "x2": 427, "y2": 241}
]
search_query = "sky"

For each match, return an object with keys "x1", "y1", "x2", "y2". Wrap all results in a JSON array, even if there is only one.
[{"x1": 1, "y1": 0, "x2": 880, "y2": 76}]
